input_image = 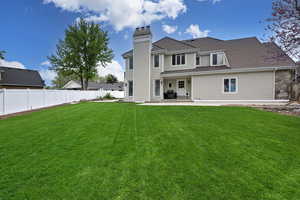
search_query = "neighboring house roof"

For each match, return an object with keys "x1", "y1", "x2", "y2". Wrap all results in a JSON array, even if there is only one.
[
  {"x1": 63, "y1": 80, "x2": 124, "y2": 91},
  {"x1": 97, "y1": 82, "x2": 124, "y2": 91},
  {"x1": 0, "y1": 66, "x2": 44, "y2": 87},
  {"x1": 122, "y1": 36, "x2": 296, "y2": 70}
]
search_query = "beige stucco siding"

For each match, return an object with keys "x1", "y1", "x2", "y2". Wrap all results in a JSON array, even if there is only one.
[
  {"x1": 164, "y1": 53, "x2": 195, "y2": 71},
  {"x1": 124, "y1": 57, "x2": 133, "y2": 101},
  {"x1": 192, "y1": 71, "x2": 275, "y2": 100},
  {"x1": 133, "y1": 39, "x2": 151, "y2": 102}
]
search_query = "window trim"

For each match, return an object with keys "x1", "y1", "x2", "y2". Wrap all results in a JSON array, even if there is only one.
[
  {"x1": 210, "y1": 52, "x2": 226, "y2": 66},
  {"x1": 195, "y1": 54, "x2": 201, "y2": 66},
  {"x1": 128, "y1": 80, "x2": 133, "y2": 97},
  {"x1": 222, "y1": 77, "x2": 238, "y2": 94},
  {"x1": 153, "y1": 79, "x2": 161, "y2": 97},
  {"x1": 153, "y1": 54, "x2": 160, "y2": 68},
  {"x1": 171, "y1": 54, "x2": 186, "y2": 66},
  {"x1": 128, "y1": 57, "x2": 133, "y2": 70}
]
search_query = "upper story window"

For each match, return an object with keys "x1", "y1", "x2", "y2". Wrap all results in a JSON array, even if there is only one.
[
  {"x1": 211, "y1": 52, "x2": 226, "y2": 66},
  {"x1": 172, "y1": 54, "x2": 185, "y2": 66},
  {"x1": 196, "y1": 54, "x2": 200, "y2": 66},
  {"x1": 129, "y1": 56, "x2": 133, "y2": 70},
  {"x1": 154, "y1": 55, "x2": 159, "y2": 68}
]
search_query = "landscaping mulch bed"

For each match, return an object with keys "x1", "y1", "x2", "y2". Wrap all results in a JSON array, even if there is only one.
[{"x1": 255, "y1": 102, "x2": 300, "y2": 117}]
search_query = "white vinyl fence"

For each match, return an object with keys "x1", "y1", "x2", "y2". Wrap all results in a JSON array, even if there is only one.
[{"x1": 0, "y1": 89, "x2": 124, "y2": 116}]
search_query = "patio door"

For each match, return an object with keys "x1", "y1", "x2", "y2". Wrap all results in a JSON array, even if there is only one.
[{"x1": 177, "y1": 79, "x2": 186, "y2": 96}]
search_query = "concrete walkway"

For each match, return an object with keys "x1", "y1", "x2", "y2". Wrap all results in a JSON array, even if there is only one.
[{"x1": 141, "y1": 100, "x2": 289, "y2": 106}]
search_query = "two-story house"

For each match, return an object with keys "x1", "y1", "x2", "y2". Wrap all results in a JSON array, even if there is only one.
[{"x1": 122, "y1": 26, "x2": 296, "y2": 102}]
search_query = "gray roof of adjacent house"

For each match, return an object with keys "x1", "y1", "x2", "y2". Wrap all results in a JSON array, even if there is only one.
[
  {"x1": 97, "y1": 82, "x2": 124, "y2": 91},
  {"x1": 122, "y1": 36, "x2": 296, "y2": 70},
  {"x1": 69, "y1": 81, "x2": 124, "y2": 91},
  {"x1": 0, "y1": 66, "x2": 44, "y2": 87}
]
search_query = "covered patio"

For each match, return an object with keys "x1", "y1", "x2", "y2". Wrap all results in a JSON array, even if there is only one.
[{"x1": 162, "y1": 77, "x2": 192, "y2": 101}]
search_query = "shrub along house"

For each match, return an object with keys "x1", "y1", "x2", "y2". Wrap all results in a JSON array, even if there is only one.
[
  {"x1": 122, "y1": 26, "x2": 297, "y2": 102},
  {"x1": 0, "y1": 66, "x2": 44, "y2": 89}
]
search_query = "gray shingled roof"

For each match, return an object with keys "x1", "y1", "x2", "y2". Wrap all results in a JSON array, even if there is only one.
[
  {"x1": 182, "y1": 37, "x2": 225, "y2": 51},
  {"x1": 122, "y1": 36, "x2": 296, "y2": 69},
  {"x1": 153, "y1": 37, "x2": 195, "y2": 51},
  {"x1": 0, "y1": 66, "x2": 44, "y2": 87},
  {"x1": 73, "y1": 81, "x2": 124, "y2": 91}
]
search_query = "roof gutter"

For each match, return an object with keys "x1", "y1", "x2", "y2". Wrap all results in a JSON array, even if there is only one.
[
  {"x1": 0, "y1": 83, "x2": 44, "y2": 87},
  {"x1": 161, "y1": 66, "x2": 297, "y2": 78}
]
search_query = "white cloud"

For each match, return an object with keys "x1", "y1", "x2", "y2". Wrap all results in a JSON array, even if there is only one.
[
  {"x1": 162, "y1": 24, "x2": 178, "y2": 34},
  {"x1": 44, "y1": 0, "x2": 187, "y2": 31},
  {"x1": 0, "y1": 59, "x2": 25, "y2": 69},
  {"x1": 197, "y1": 0, "x2": 222, "y2": 4},
  {"x1": 185, "y1": 24, "x2": 210, "y2": 38},
  {"x1": 39, "y1": 69, "x2": 57, "y2": 85},
  {"x1": 41, "y1": 60, "x2": 51, "y2": 66},
  {"x1": 124, "y1": 33, "x2": 129, "y2": 40},
  {"x1": 97, "y1": 60, "x2": 124, "y2": 81}
]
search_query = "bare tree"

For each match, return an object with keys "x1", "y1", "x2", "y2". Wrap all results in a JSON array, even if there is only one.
[{"x1": 266, "y1": 0, "x2": 300, "y2": 61}]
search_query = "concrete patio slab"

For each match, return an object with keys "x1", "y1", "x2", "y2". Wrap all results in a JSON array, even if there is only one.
[{"x1": 141, "y1": 100, "x2": 289, "y2": 106}]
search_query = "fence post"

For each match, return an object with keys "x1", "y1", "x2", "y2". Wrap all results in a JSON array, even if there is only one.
[
  {"x1": 43, "y1": 89, "x2": 46, "y2": 106},
  {"x1": 26, "y1": 88, "x2": 31, "y2": 110},
  {"x1": 1, "y1": 89, "x2": 5, "y2": 115}
]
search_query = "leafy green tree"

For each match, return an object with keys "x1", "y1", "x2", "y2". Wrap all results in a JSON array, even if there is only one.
[
  {"x1": 105, "y1": 74, "x2": 118, "y2": 84},
  {"x1": 49, "y1": 18, "x2": 113, "y2": 90},
  {"x1": 0, "y1": 50, "x2": 5, "y2": 60}
]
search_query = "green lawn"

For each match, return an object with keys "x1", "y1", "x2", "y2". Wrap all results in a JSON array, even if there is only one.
[{"x1": 0, "y1": 103, "x2": 300, "y2": 200}]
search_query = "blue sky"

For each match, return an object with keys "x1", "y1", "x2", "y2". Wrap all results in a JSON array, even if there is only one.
[{"x1": 0, "y1": 0, "x2": 274, "y2": 85}]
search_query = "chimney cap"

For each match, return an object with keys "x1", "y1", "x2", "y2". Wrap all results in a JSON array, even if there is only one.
[{"x1": 133, "y1": 26, "x2": 152, "y2": 37}]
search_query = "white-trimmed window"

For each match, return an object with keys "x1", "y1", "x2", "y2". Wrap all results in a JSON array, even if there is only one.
[
  {"x1": 129, "y1": 57, "x2": 133, "y2": 70},
  {"x1": 128, "y1": 81, "x2": 133, "y2": 96},
  {"x1": 223, "y1": 78, "x2": 237, "y2": 93},
  {"x1": 172, "y1": 54, "x2": 185, "y2": 66},
  {"x1": 154, "y1": 55, "x2": 159, "y2": 68},
  {"x1": 0, "y1": 71, "x2": 3, "y2": 81},
  {"x1": 211, "y1": 52, "x2": 226, "y2": 66},
  {"x1": 154, "y1": 79, "x2": 160, "y2": 96}
]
